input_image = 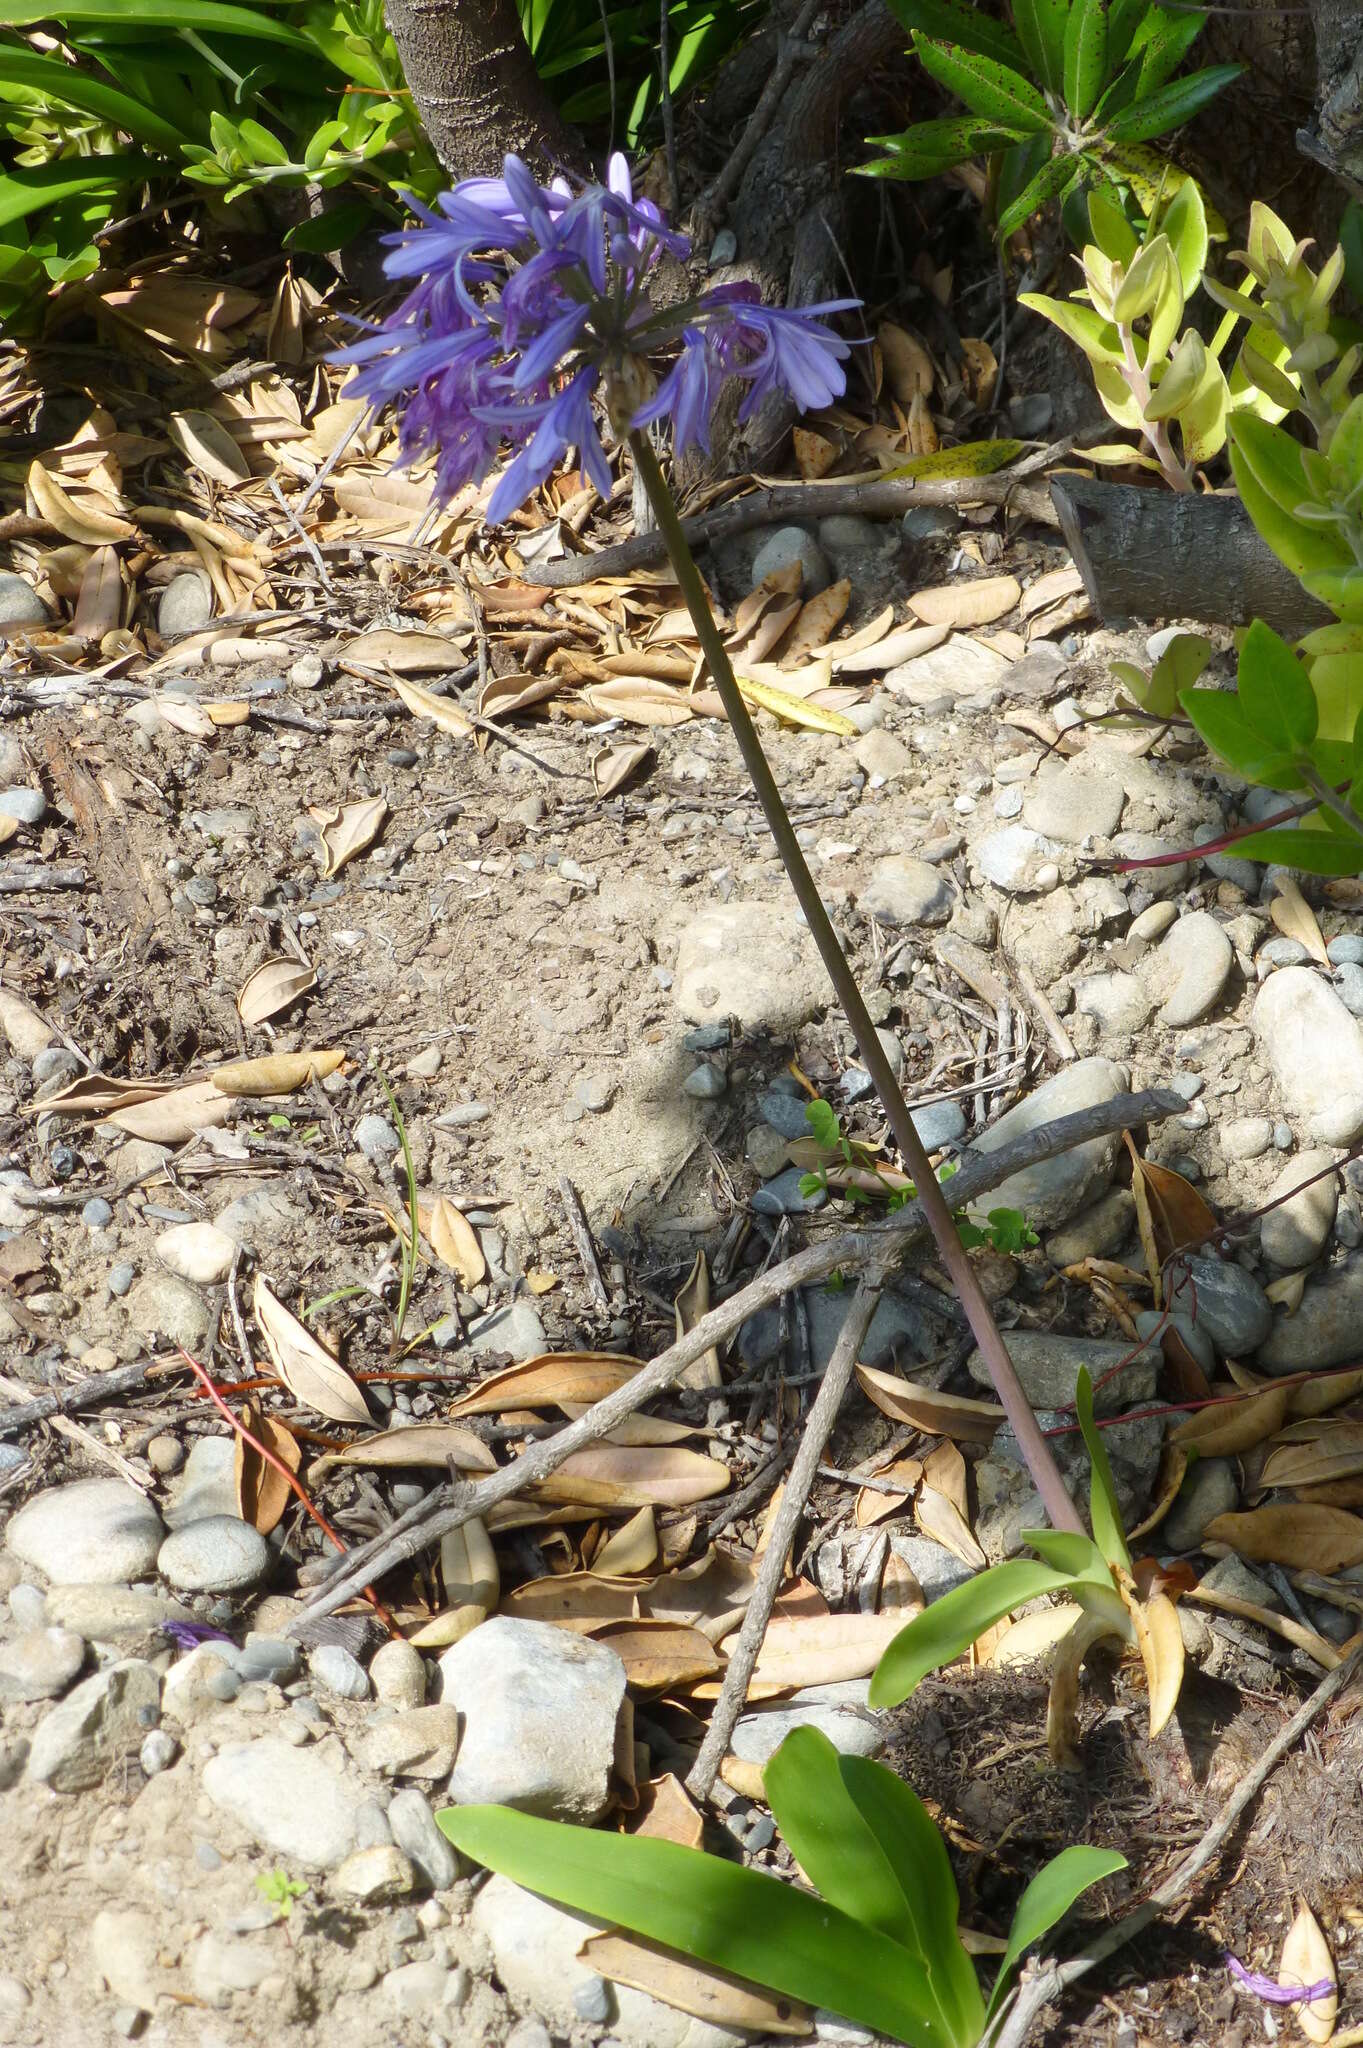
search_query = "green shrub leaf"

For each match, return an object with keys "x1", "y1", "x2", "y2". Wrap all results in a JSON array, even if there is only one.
[
  {"x1": 1063, "y1": 0, "x2": 1108, "y2": 121},
  {"x1": 912, "y1": 35, "x2": 1052, "y2": 132},
  {"x1": 1102, "y1": 62, "x2": 1242, "y2": 142}
]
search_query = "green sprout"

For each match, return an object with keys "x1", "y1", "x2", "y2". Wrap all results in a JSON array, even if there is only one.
[
  {"x1": 797, "y1": 1099, "x2": 1037, "y2": 1252},
  {"x1": 256, "y1": 1869, "x2": 308, "y2": 1922}
]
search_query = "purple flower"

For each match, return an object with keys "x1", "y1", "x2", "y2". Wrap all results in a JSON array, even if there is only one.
[
  {"x1": 160, "y1": 1620, "x2": 233, "y2": 1652},
  {"x1": 337, "y1": 152, "x2": 860, "y2": 525}
]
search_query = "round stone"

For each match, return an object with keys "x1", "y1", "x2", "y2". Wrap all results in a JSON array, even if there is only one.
[
  {"x1": 6, "y1": 1478, "x2": 165, "y2": 1585},
  {"x1": 157, "y1": 1517, "x2": 271, "y2": 1594}
]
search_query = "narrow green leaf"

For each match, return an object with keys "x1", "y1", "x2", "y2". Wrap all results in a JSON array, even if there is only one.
[
  {"x1": 436, "y1": 1807, "x2": 954, "y2": 2048},
  {"x1": 1102, "y1": 62, "x2": 1242, "y2": 143},
  {"x1": 1063, "y1": 0, "x2": 1108, "y2": 121},
  {"x1": 1328, "y1": 393, "x2": 1363, "y2": 496},
  {"x1": 0, "y1": 45, "x2": 187, "y2": 145},
  {"x1": 886, "y1": 0, "x2": 1027, "y2": 71},
  {"x1": 869, "y1": 1560, "x2": 1086, "y2": 1708},
  {"x1": 0, "y1": 152, "x2": 155, "y2": 227},
  {"x1": 1226, "y1": 826, "x2": 1363, "y2": 873},
  {"x1": 1021, "y1": 1528, "x2": 1111, "y2": 1578},
  {"x1": 984, "y1": 1847, "x2": 1128, "y2": 2026},
  {"x1": 1129, "y1": 5, "x2": 1205, "y2": 92},
  {"x1": 283, "y1": 196, "x2": 375, "y2": 251},
  {"x1": 1017, "y1": 290, "x2": 1123, "y2": 363},
  {"x1": 0, "y1": 0, "x2": 312, "y2": 42},
  {"x1": 860, "y1": 115, "x2": 1023, "y2": 179},
  {"x1": 1074, "y1": 1367, "x2": 1132, "y2": 1572},
  {"x1": 1180, "y1": 685, "x2": 1302, "y2": 786},
  {"x1": 996, "y1": 151, "x2": 1077, "y2": 240},
  {"x1": 1237, "y1": 618, "x2": 1318, "y2": 751},
  {"x1": 1013, "y1": 0, "x2": 1070, "y2": 97},
  {"x1": 912, "y1": 35, "x2": 1052, "y2": 133}
]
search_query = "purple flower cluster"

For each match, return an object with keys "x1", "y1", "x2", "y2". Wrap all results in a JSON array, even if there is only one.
[{"x1": 339, "y1": 153, "x2": 858, "y2": 523}]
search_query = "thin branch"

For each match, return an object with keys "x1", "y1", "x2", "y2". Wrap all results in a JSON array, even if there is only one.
[
  {"x1": 1303, "y1": 764, "x2": 1363, "y2": 845},
  {"x1": 285, "y1": 1086, "x2": 1181, "y2": 1633},
  {"x1": 986, "y1": 1640, "x2": 1363, "y2": 2048},
  {"x1": 686, "y1": 1271, "x2": 885, "y2": 1801}
]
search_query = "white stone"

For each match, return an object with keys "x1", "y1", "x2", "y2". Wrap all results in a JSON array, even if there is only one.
[
  {"x1": 965, "y1": 1057, "x2": 1130, "y2": 1229},
  {"x1": 163, "y1": 1436, "x2": 236, "y2": 1528},
  {"x1": 369, "y1": 1637, "x2": 427, "y2": 1709},
  {"x1": 6, "y1": 1478, "x2": 164, "y2": 1585},
  {"x1": 673, "y1": 901, "x2": 826, "y2": 1033},
  {"x1": 0, "y1": 1626, "x2": 85, "y2": 1702},
  {"x1": 1259, "y1": 1148, "x2": 1339, "y2": 1267},
  {"x1": 1022, "y1": 766, "x2": 1124, "y2": 845},
  {"x1": 26, "y1": 1657, "x2": 160, "y2": 1792},
  {"x1": 1140, "y1": 910, "x2": 1234, "y2": 1027},
  {"x1": 440, "y1": 1616, "x2": 626, "y2": 1822},
  {"x1": 1253, "y1": 967, "x2": 1363, "y2": 1144},
  {"x1": 858, "y1": 855, "x2": 955, "y2": 926},
  {"x1": 156, "y1": 1220, "x2": 235, "y2": 1286},
  {"x1": 90, "y1": 1908, "x2": 167, "y2": 2011},
  {"x1": 359, "y1": 1704, "x2": 458, "y2": 1779},
  {"x1": 202, "y1": 1737, "x2": 363, "y2": 1869},
  {"x1": 974, "y1": 825, "x2": 1063, "y2": 894}
]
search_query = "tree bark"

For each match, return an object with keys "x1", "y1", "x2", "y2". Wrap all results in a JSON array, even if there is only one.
[{"x1": 382, "y1": 0, "x2": 584, "y2": 182}]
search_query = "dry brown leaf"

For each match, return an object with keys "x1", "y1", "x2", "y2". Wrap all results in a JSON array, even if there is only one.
[
  {"x1": 674, "y1": 1250, "x2": 720, "y2": 1392},
  {"x1": 237, "y1": 958, "x2": 316, "y2": 1027},
  {"x1": 381, "y1": 672, "x2": 476, "y2": 739},
  {"x1": 1280, "y1": 1901, "x2": 1337, "y2": 2043},
  {"x1": 916, "y1": 1489, "x2": 987, "y2": 1569},
  {"x1": 793, "y1": 427, "x2": 837, "y2": 480},
  {"x1": 1291, "y1": 1369, "x2": 1363, "y2": 1418},
  {"x1": 168, "y1": 409, "x2": 251, "y2": 488},
  {"x1": 591, "y1": 1506, "x2": 657, "y2": 1576},
  {"x1": 346, "y1": 629, "x2": 469, "y2": 674},
  {"x1": 591, "y1": 742, "x2": 654, "y2": 796},
  {"x1": 959, "y1": 336, "x2": 998, "y2": 409},
  {"x1": 1021, "y1": 565, "x2": 1086, "y2": 618},
  {"x1": 878, "y1": 321, "x2": 934, "y2": 402},
  {"x1": 234, "y1": 1400, "x2": 301, "y2": 1536},
  {"x1": 1265, "y1": 1269, "x2": 1307, "y2": 1311},
  {"x1": 156, "y1": 696, "x2": 217, "y2": 738},
  {"x1": 630, "y1": 1773, "x2": 703, "y2": 1850},
  {"x1": 479, "y1": 671, "x2": 559, "y2": 722},
  {"x1": 910, "y1": 576, "x2": 1022, "y2": 629},
  {"x1": 1127, "y1": 1446, "x2": 1189, "y2": 1542},
  {"x1": 1261, "y1": 1434, "x2": 1363, "y2": 1489},
  {"x1": 580, "y1": 677, "x2": 695, "y2": 727},
  {"x1": 31, "y1": 1072, "x2": 175, "y2": 1116},
  {"x1": 28, "y1": 460, "x2": 134, "y2": 545},
  {"x1": 1202, "y1": 1504, "x2": 1363, "y2": 1572},
  {"x1": 585, "y1": 1617, "x2": 721, "y2": 1693},
  {"x1": 1125, "y1": 1136, "x2": 1219, "y2": 1296},
  {"x1": 713, "y1": 1610, "x2": 910, "y2": 1690},
  {"x1": 830, "y1": 620, "x2": 950, "y2": 675},
  {"x1": 743, "y1": 595, "x2": 802, "y2": 665},
  {"x1": 1172, "y1": 1383, "x2": 1291, "y2": 1457},
  {"x1": 309, "y1": 1420, "x2": 497, "y2": 1476},
  {"x1": 254, "y1": 1274, "x2": 372, "y2": 1428},
  {"x1": 557, "y1": 1403, "x2": 697, "y2": 1448},
  {"x1": 204, "y1": 700, "x2": 250, "y2": 727},
  {"x1": 857, "y1": 1363, "x2": 1002, "y2": 1442},
  {"x1": 211, "y1": 1050, "x2": 342, "y2": 1097},
  {"x1": 441, "y1": 1516, "x2": 499, "y2": 1614},
  {"x1": 448, "y1": 1353, "x2": 642, "y2": 1417},
  {"x1": 1270, "y1": 877, "x2": 1330, "y2": 967},
  {"x1": 502, "y1": 1573, "x2": 643, "y2": 1625},
  {"x1": 729, "y1": 562, "x2": 803, "y2": 642},
  {"x1": 855, "y1": 1456, "x2": 922, "y2": 1528},
  {"x1": 106, "y1": 1079, "x2": 234, "y2": 1144},
  {"x1": 1124, "y1": 1580, "x2": 1184, "y2": 1738},
  {"x1": 425, "y1": 1197, "x2": 485, "y2": 1287},
  {"x1": 782, "y1": 579, "x2": 851, "y2": 665},
  {"x1": 828, "y1": 604, "x2": 894, "y2": 660},
  {"x1": 581, "y1": 1933, "x2": 811, "y2": 2035},
  {"x1": 310, "y1": 796, "x2": 387, "y2": 878},
  {"x1": 72, "y1": 545, "x2": 124, "y2": 642},
  {"x1": 530, "y1": 1444, "x2": 730, "y2": 1510}
]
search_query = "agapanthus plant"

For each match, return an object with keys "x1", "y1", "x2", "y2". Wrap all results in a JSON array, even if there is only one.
[
  {"x1": 340, "y1": 151, "x2": 855, "y2": 521},
  {"x1": 340, "y1": 154, "x2": 1082, "y2": 1542}
]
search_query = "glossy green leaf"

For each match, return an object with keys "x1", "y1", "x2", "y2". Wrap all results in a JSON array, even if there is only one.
[
  {"x1": 1303, "y1": 568, "x2": 1363, "y2": 622},
  {"x1": 1112, "y1": 233, "x2": 1168, "y2": 321},
  {"x1": 1020, "y1": 1528, "x2": 1111, "y2": 1578},
  {"x1": 0, "y1": 45, "x2": 188, "y2": 145},
  {"x1": 869, "y1": 1560, "x2": 1087, "y2": 1708},
  {"x1": 1102, "y1": 62, "x2": 1241, "y2": 143},
  {"x1": 996, "y1": 151, "x2": 1078, "y2": 240},
  {"x1": 1062, "y1": 0, "x2": 1108, "y2": 120},
  {"x1": 1328, "y1": 393, "x2": 1363, "y2": 496},
  {"x1": 1227, "y1": 826, "x2": 1363, "y2": 873},
  {"x1": 1013, "y1": 0, "x2": 1070, "y2": 96},
  {"x1": 1146, "y1": 329, "x2": 1205, "y2": 419},
  {"x1": 1231, "y1": 445, "x2": 1355, "y2": 580},
  {"x1": 1160, "y1": 176, "x2": 1207, "y2": 296},
  {"x1": 886, "y1": 0, "x2": 1027, "y2": 71},
  {"x1": 1088, "y1": 182, "x2": 1138, "y2": 263},
  {"x1": 1074, "y1": 1367, "x2": 1132, "y2": 1572},
  {"x1": 1237, "y1": 618, "x2": 1318, "y2": 751},
  {"x1": 437, "y1": 1806, "x2": 955, "y2": 2048},
  {"x1": 860, "y1": 114, "x2": 1023, "y2": 178},
  {"x1": 1302, "y1": 622, "x2": 1363, "y2": 659},
  {"x1": 0, "y1": 0, "x2": 313, "y2": 41},
  {"x1": 983, "y1": 1847, "x2": 1128, "y2": 2026},
  {"x1": 1306, "y1": 653, "x2": 1363, "y2": 744},
  {"x1": 1180, "y1": 686, "x2": 1300, "y2": 786},
  {"x1": 765, "y1": 1731, "x2": 985, "y2": 2046},
  {"x1": 283, "y1": 196, "x2": 376, "y2": 251},
  {"x1": 1129, "y1": 4, "x2": 1205, "y2": 92},
  {"x1": 1017, "y1": 290, "x2": 1123, "y2": 363},
  {"x1": 912, "y1": 35, "x2": 1052, "y2": 132},
  {"x1": 0, "y1": 152, "x2": 156, "y2": 227}
]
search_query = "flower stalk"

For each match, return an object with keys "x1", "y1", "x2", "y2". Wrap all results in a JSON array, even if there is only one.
[{"x1": 630, "y1": 431, "x2": 1083, "y2": 1536}]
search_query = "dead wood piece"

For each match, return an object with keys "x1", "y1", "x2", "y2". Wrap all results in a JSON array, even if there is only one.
[
  {"x1": 0, "y1": 864, "x2": 85, "y2": 892},
  {"x1": 1050, "y1": 475, "x2": 1333, "y2": 637},
  {"x1": 557, "y1": 1176, "x2": 611, "y2": 1310},
  {"x1": 0, "y1": 1360, "x2": 154, "y2": 1438},
  {"x1": 285, "y1": 1086, "x2": 1182, "y2": 1634}
]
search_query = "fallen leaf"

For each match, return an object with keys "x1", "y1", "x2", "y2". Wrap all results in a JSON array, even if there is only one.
[
  {"x1": 910, "y1": 576, "x2": 1021, "y2": 629},
  {"x1": 237, "y1": 958, "x2": 316, "y2": 1027},
  {"x1": 1172, "y1": 1384, "x2": 1291, "y2": 1457},
  {"x1": 234, "y1": 1400, "x2": 301, "y2": 1536},
  {"x1": 310, "y1": 796, "x2": 387, "y2": 877},
  {"x1": 1261, "y1": 1433, "x2": 1363, "y2": 1489},
  {"x1": 1271, "y1": 876, "x2": 1330, "y2": 967},
  {"x1": 156, "y1": 696, "x2": 216, "y2": 738},
  {"x1": 878, "y1": 321, "x2": 934, "y2": 403},
  {"x1": 793, "y1": 427, "x2": 837, "y2": 480},
  {"x1": 630, "y1": 1772, "x2": 703, "y2": 1849},
  {"x1": 828, "y1": 605, "x2": 894, "y2": 660},
  {"x1": 735, "y1": 673, "x2": 858, "y2": 735},
  {"x1": 591, "y1": 1506, "x2": 657, "y2": 1576},
  {"x1": 106, "y1": 1080, "x2": 235, "y2": 1144},
  {"x1": 855, "y1": 1456, "x2": 922, "y2": 1528},
  {"x1": 781, "y1": 579, "x2": 851, "y2": 665},
  {"x1": 729, "y1": 562, "x2": 803, "y2": 643},
  {"x1": 1202, "y1": 1504, "x2": 1363, "y2": 1572},
  {"x1": 674, "y1": 1250, "x2": 720, "y2": 1392},
  {"x1": 1291, "y1": 1370, "x2": 1363, "y2": 1418},
  {"x1": 585, "y1": 1617, "x2": 721, "y2": 1693},
  {"x1": 254, "y1": 1274, "x2": 372, "y2": 1428},
  {"x1": 28, "y1": 460, "x2": 134, "y2": 545},
  {"x1": 30, "y1": 1073, "x2": 177, "y2": 1116},
  {"x1": 581, "y1": 1933, "x2": 811, "y2": 2035},
  {"x1": 211, "y1": 1050, "x2": 342, "y2": 1097},
  {"x1": 916, "y1": 1488, "x2": 987, "y2": 1569},
  {"x1": 441, "y1": 1516, "x2": 499, "y2": 1613},
  {"x1": 448, "y1": 1353, "x2": 643, "y2": 1417},
  {"x1": 1021, "y1": 566, "x2": 1086, "y2": 618},
  {"x1": 1265, "y1": 1270, "x2": 1307, "y2": 1311},
  {"x1": 424, "y1": 1197, "x2": 486, "y2": 1287},
  {"x1": 479, "y1": 671, "x2": 560, "y2": 721},
  {"x1": 502, "y1": 1574, "x2": 643, "y2": 1626},
  {"x1": 1127, "y1": 1446, "x2": 1189, "y2": 1542},
  {"x1": 591, "y1": 742, "x2": 653, "y2": 797},
  {"x1": 712, "y1": 1610, "x2": 910, "y2": 1689},
  {"x1": 530, "y1": 1444, "x2": 730, "y2": 1509},
  {"x1": 829, "y1": 620, "x2": 950, "y2": 675},
  {"x1": 380, "y1": 672, "x2": 476, "y2": 738},
  {"x1": 580, "y1": 677, "x2": 695, "y2": 727},
  {"x1": 168, "y1": 409, "x2": 251, "y2": 487},
  {"x1": 857, "y1": 1364, "x2": 1002, "y2": 1442},
  {"x1": 0, "y1": 989, "x2": 54, "y2": 1057},
  {"x1": 344, "y1": 629, "x2": 467, "y2": 674},
  {"x1": 309, "y1": 1420, "x2": 496, "y2": 1476},
  {"x1": 1125, "y1": 1137, "x2": 1219, "y2": 1296},
  {"x1": 959, "y1": 336, "x2": 998, "y2": 409},
  {"x1": 1279, "y1": 1901, "x2": 1337, "y2": 2044}
]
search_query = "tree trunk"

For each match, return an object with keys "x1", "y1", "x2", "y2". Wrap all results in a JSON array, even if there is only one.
[{"x1": 382, "y1": 0, "x2": 584, "y2": 182}]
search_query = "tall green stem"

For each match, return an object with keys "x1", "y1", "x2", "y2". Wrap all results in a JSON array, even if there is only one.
[{"x1": 630, "y1": 432, "x2": 1083, "y2": 1535}]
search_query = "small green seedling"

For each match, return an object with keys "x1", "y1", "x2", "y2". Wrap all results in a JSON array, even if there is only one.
[
  {"x1": 798, "y1": 1100, "x2": 1037, "y2": 1253},
  {"x1": 256, "y1": 1869, "x2": 308, "y2": 1923},
  {"x1": 439, "y1": 1725, "x2": 1124, "y2": 2048}
]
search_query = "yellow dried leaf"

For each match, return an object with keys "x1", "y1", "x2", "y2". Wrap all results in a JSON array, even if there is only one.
[
  {"x1": 590, "y1": 742, "x2": 653, "y2": 796},
  {"x1": 782, "y1": 579, "x2": 852, "y2": 665},
  {"x1": 857, "y1": 1364, "x2": 1002, "y2": 1442},
  {"x1": 591, "y1": 1506, "x2": 657, "y2": 1577},
  {"x1": 1271, "y1": 877, "x2": 1330, "y2": 968},
  {"x1": 310, "y1": 795, "x2": 388, "y2": 877},
  {"x1": 237, "y1": 958, "x2": 316, "y2": 1028},
  {"x1": 878, "y1": 321, "x2": 934, "y2": 403},
  {"x1": 1203, "y1": 1504, "x2": 1363, "y2": 1572},
  {"x1": 735, "y1": 673, "x2": 858, "y2": 735},
  {"x1": 910, "y1": 575, "x2": 1022, "y2": 629},
  {"x1": 426, "y1": 1197, "x2": 485, "y2": 1286},
  {"x1": 28, "y1": 460, "x2": 134, "y2": 545},
  {"x1": 531, "y1": 1445, "x2": 730, "y2": 1510},
  {"x1": 211, "y1": 1050, "x2": 342, "y2": 1097},
  {"x1": 168, "y1": 409, "x2": 251, "y2": 488},
  {"x1": 381, "y1": 671, "x2": 476, "y2": 738},
  {"x1": 1280, "y1": 1901, "x2": 1337, "y2": 2043}
]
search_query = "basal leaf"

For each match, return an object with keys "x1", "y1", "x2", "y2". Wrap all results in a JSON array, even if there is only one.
[
  {"x1": 983, "y1": 1846, "x2": 1128, "y2": 2026},
  {"x1": 1074, "y1": 1367, "x2": 1132, "y2": 1572},
  {"x1": 437, "y1": 1807, "x2": 956, "y2": 2048},
  {"x1": 0, "y1": 45, "x2": 188, "y2": 145},
  {"x1": 912, "y1": 35, "x2": 1052, "y2": 132},
  {"x1": 869, "y1": 1560, "x2": 1086, "y2": 1707}
]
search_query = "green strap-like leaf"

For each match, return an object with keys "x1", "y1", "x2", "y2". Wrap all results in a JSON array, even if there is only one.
[
  {"x1": 438, "y1": 1806, "x2": 955, "y2": 2048},
  {"x1": 0, "y1": 151, "x2": 157, "y2": 227},
  {"x1": 996, "y1": 151, "x2": 1079, "y2": 241},
  {"x1": 1102, "y1": 62, "x2": 1242, "y2": 143},
  {"x1": 1063, "y1": 0, "x2": 1109, "y2": 121},
  {"x1": 983, "y1": 1847, "x2": 1128, "y2": 2026},
  {"x1": 912, "y1": 35, "x2": 1052, "y2": 133},
  {"x1": 859, "y1": 114, "x2": 1024, "y2": 180},
  {"x1": 0, "y1": 0, "x2": 312, "y2": 42},
  {"x1": 1073, "y1": 1367, "x2": 1133, "y2": 1573},
  {"x1": 869, "y1": 1559, "x2": 1085, "y2": 1707},
  {"x1": 0, "y1": 44, "x2": 188, "y2": 144},
  {"x1": 1128, "y1": 3, "x2": 1206, "y2": 92},
  {"x1": 1012, "y1": 0, "x2": 1070, "y2": 98},
  {"x1": 1226, "y1": 825, "x2": 1363, "y2": 872},
  {"x1": 886, "y1": 0, "x2": 1026, "y2": 72}
]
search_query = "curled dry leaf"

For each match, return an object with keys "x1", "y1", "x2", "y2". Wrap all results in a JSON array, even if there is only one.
[
  {"x1": 381, "y1": 672, "x2": 476, "y2": 738},
  {"x1": 674, "y1": 1249, "x2": 720, "y2": 1392},
  {"x1": 856, "y1": 1363, "x2": 1002, "y2": 1442},
  {"x1": 1126, "y1": 1136, "x2": 1220, "y2": 1294},
  {"x1": 591, "y1": 742, "x2": 653, "y2": 797},
  {"x1": 855, "y1": 1456, "x2": 922, "y2": 1529},
  {"x1": 591, "y1": 1506, "x2": 657, "y2": 1576},
  {"x1": 959, "y1": 336, "x2": 998, "y2": 409},
  {"x1": 425, "y1": 1196, "x2": 485, "y2": 1287},
  {"x1": 584, "y1": 1617, "x2": 721, "y2": 1694},
  {"x1": 1127, "y1": 1446, "x2": 1189, "y2": 1542},
  {"x1": 530, "y1": 1444, "x2": 730, "y2": 1510},
  {"x1": 344, "y1": 628, "x2": 466, "y2": 674},
  {"x1": 28, "y1": 460, "x2": 134, "y2": 545},
  {"x1": 916, "y1": 1488, "x2": 986, "y2": 1569},
  {"x1": 793, "y1": 426, "x2": 837, "y2": 480},
  {"x1": 877, "y1": 321, "x2": 934, "y2": 402},
  {"x1": 781, "y1": 579, "x2": 851, "y2": 665},
  {"x1": 107, "y1": 1080, "x2": 234, "y2": 1144},
  {"x1": 579, "y1": 1934, "x2": 812, "y2": 2037},
  {"x1": 631, "y1": 1772, "x2": 703, "y2": 1850},
  {"x1": 309, "y1": 1421, "x2": 496, "y2": 1476},
  {"x1": 448, "y1": 1352, "x2": 643, "y2": 1417},
  {"x1": 168, "y1": 409, "x2": 251, "y2": 487},
  {"x1": 580, "y1": 677, "x2": 695, "y2": 727},
  {"x1": 1265, "y1": 1269, "x2": 1307, "y2": 1312},
  {"x1": 1202, "y1": 1504, "x2": 1363, "y2": 1572},
  {"x1": 31, "y1": 1073, "x2": 175, "y2": 1117},
  {"x1": 253, "y1": 1274, "x2": 372, "y2": 1428},
  {"x1": 910, "y1": 576, "x2": 1021, "y2": 630},
  {"x1": 234, "y1": 1400, "x2": 301, "y2": 1536},
  {"x1": 441, "y1": 1516, "x2": 500, "y2": 1614},
  {"x1": 984, "y1": 1603, "x2": 1081, "y2": 1670},
  {"x1": 1271, "y1": 877, "x2": 1330, "y2": 968},
  {"x1": 712, "y1": 1610, "x2": 911, "y2": 1691},
  {"x1": 1261, "y1": 1433, "x2": 1363, "y2": 1489},
  {"x1": 1291, "y1": 1369, "x2": 1363, "y2": 1419},
  {"x1": 1279, "y1": 1901, "x2": 1337, "y2": 2044},
  {"x1": 1171, "y1": 1383, "x2": 1291, "y2": 1457},
  {"x1": 157, "y1": 697, "x2": 216, "y2": 738},
  {"x1": 310, "y1": 796, "x2": 388, "y2": 878},
  {"x1": 830, "y1": 620, "x2": 952, "y2": 675},
  {"x1": 1125, "y1": 1583, "x2": 1184, "y2": 1739},
  {"x1": 1046, "y1": 1609, "x2": 1126, "y2": 1769},
  {"x1": 237, "y1": 957, "x2": 316, "y2": 1027},
  {"x1": 212, "y1": 1050, "x2": 342, "y2": 1098}
]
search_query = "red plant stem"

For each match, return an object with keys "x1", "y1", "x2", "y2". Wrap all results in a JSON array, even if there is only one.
[
  {"x1": 178, "y1": 1349, "x2": 400, "y2": 1638},
  {"x1": 1104, "y1": 783, "x2": 1351, "y2": 870}
]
